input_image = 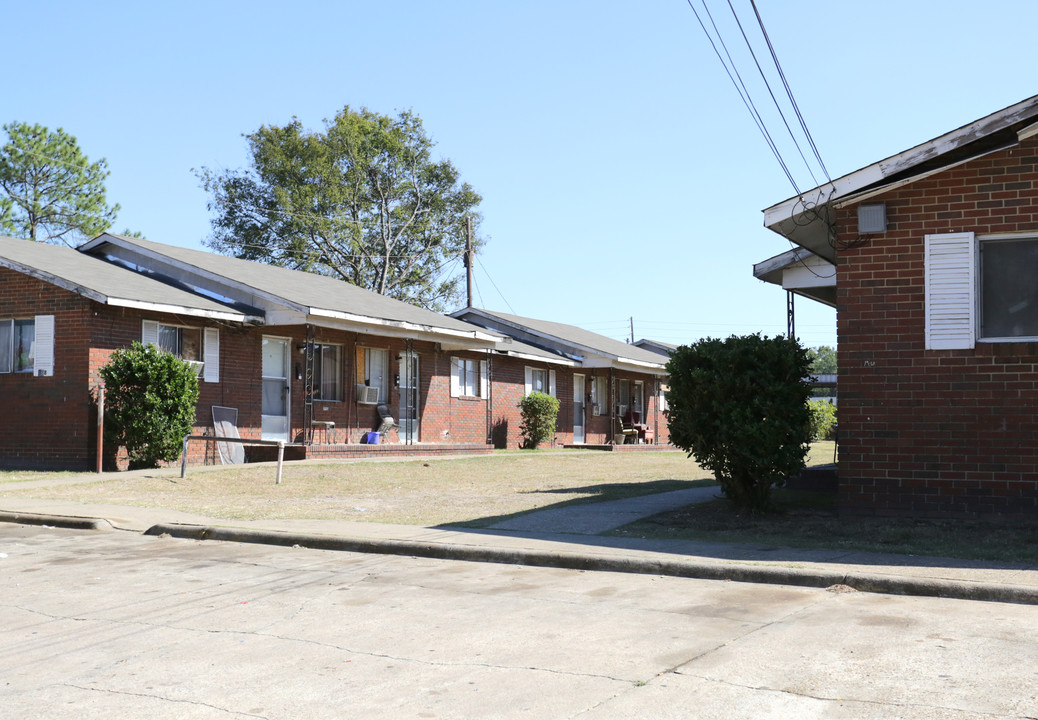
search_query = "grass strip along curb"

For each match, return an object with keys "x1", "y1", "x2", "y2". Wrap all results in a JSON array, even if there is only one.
[{"x1": 144, "y1": 522, "x2": 1038, "y2": 607}]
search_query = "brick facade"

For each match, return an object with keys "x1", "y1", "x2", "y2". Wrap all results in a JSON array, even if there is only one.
[
  {"x1": 835, "y1": 137, "x2": 1038, "y2": 517},
  {"x1": 0, "y1": 274, "x2": 670, "y2": 470}
]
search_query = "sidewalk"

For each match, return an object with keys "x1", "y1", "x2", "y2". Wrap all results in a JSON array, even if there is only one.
[{"x1": 3, "y1": 479, "x2": 1038, "y2": 605}]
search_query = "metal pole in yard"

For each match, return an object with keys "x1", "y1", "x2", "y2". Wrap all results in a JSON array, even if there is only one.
[
  {"x1": 96, "y1": 387, "x2": 105, "y2": 474},
  {"x1": 276, "y1": 441, "x2": 284, "y2": 484},
  {"x1": 181, "y1": 436, "x2": 189, "y2": 478}
]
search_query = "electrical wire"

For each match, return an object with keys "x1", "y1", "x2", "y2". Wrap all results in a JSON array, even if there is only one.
[
  {"x1": 684, "y1": 0, "x2": 802, "y2": 196},
  {"x1": 725, "y1": 0, "x2": 821, "y2": 188},
  {"x1": 474, "y1": 255, "x2": 516, "y2": 315},
  {"x1": 750, "y1": 0, "x2": 831, "y2": 183}
]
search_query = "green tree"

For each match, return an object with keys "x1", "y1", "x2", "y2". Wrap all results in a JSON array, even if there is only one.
[
  {"x1": 666, "y1": 334, "x2": 812, "y2": 512},
  {"x1": 806, "y1": 345, "x2": 837, "y2": 374},
  {"x1": 518, "y1": 392, "x2": 561, "y2": 449},
  {"x1": 197, "y1": 107, "x2": 483, "y2": 312},
  {"x1": 0, "y1": 122, "x2": 119, "y2": 245},
  {"x1": 100, "y1": 342, "x2": 200, "y2": 470}
]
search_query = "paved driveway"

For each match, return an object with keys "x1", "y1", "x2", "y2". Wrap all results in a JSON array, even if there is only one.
[{"x1": 3, "y1": 524, "x2": 1038, "y2": 719}]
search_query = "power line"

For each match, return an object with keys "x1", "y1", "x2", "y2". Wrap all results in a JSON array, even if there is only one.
[
  {"x1": 750, "y1": 0, "x2": 831, "y2": 183},
  {"x1": 685, "y1": 0, "x2": 833, "y2": 197},
  {"x1": 474, "y1": 255, "x2": 516, "y2": 314},
  {"x1": 685, "y1": 0, "x2": 801, "y2": 196},
  {"x1": 725, "y1": 0, "x2": 821, "y2": 188}
]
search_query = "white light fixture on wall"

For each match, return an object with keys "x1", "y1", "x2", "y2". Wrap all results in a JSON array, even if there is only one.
[{"x1": 858, "y1": 203, "x2": 887, "y2": 234}]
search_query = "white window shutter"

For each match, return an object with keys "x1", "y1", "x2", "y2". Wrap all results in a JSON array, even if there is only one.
[
  {"x1": 142, "y1": 319, "x2": 159, "y2": 347},
  {"x1": 925, "y1": 232, "x2": 975, "y2": 350},
  {"x1": 549, "y1": 370, "x2": 557, "y2": 397},
  {"x1": 480, "y1": 360, "x2": 488, "y2": 398},
  {"x1": 524, "y1": 366, "x2": 533, "y2": 395},
  {"x1": 203, "y1": 328, "x2": 220, "y2": 383},
  {"x1": 33, "y1": 315, "x2": 54, "y2": 377},
  {"x1": 450, "y1": 356, "x2": 461, "y2": 397}
]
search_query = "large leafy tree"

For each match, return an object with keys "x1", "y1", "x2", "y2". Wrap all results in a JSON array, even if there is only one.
[
  {"x1": 0, "y1": 122, "x2": 119, "y2": 245},
  {"x1": 198, "y1": 107, "x2": 483, "y2": 312}
]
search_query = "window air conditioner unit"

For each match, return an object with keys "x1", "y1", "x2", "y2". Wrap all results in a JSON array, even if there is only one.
[
  {"x1": 186, "y1": 360, "x2": 205, "y2": 376},
  {"x1": 356, "y1": 384, "x2": 379, "y2": 404}
]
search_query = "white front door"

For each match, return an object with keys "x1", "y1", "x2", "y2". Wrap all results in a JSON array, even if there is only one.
[
  {"x1": 398, "y1": 351, "x2": 420, "y2": 443},
  {"x1": 261, "y1": 337, "x2": 291, "y2": 441},
  {"x1": 573, "y1": 373, "x2": 585, "y2": 444}
]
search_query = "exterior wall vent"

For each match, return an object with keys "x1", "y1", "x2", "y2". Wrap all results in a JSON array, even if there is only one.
[{"x1": 858, "y1": 203, "x2": 887, "y2": 234}]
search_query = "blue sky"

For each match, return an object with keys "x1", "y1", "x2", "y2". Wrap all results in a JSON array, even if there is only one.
[{"x1": 6, "y1": 1, "x2": 1037, "y2": 349}]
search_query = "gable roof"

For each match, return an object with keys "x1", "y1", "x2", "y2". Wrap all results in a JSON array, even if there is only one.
[
  {"x1": 764, "y1": 94, "x2": 1038, "y2": 262},
  {"x1": 452, "y1": 308, "x2": 667, "y2": 374},
  {"x1": 0, "y1": 236, "x2": 247, "y2": 321},
  {"x1": 632, "y1": 338, "x2": 677, "y2": 357},
  {"x1": 79, "y1": 234, "x2": 502, "y2": 346}
]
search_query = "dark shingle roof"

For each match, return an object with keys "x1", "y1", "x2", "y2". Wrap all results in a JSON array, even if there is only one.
[
  {"x1": 455, "y1": 308, "x2": 667, "y2": 370},
  {"x1": 0, "y1": 236, "x2": 245, "y2": 319},
  {"x1": 84, "y1": 234, "x2": 500, "y2": 341}
]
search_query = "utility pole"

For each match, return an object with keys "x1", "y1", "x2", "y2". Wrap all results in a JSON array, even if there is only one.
[
  {"x1": 629, "y1": 316, "x2": 635, "y2": 344},
  {"x1": 466, "y1": 216, "x2": 474, "y2": 309}
]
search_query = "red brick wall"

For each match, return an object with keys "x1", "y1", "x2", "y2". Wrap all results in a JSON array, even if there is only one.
[
  {"x1": 0, "y1": 269, "x2": 96, "y2": 469},
  {"x1": 836, "y1": 137, "x2": 1038, "y2": 517},
  {"x1": 0, "y1": 268, "x2": 671, "y2": 469},
  {"x1": 486, "y1": 360, "x2": 669, "y2": 449}
]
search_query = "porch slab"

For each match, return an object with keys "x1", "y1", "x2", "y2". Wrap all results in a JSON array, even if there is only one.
[
  {"x1": 248, "y1": 442, "x2": 494, "y2": 463},
  {"x1": 561, "y1": 443, "x2": 675, "y2": 452}
]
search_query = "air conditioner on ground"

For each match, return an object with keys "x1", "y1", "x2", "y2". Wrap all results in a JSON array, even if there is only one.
[{"x1": 356, "y1": 384, "x2": 379, "y2": 404}]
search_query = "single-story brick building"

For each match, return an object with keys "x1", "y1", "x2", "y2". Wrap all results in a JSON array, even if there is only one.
[
  {"x1": 452, "y1": 308, "x2": 670, "y2": 448},
  {"x1": 755, "y1": 94, "x2": 1038, "y2": 517},
  {"x1": 1, "y1": 233, "x2": 671, "y2": 470}
]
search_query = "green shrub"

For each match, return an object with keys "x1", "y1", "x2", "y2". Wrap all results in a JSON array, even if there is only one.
[
  {"x1": 99, "y1": 342, "x2": 200, "y2": 469},
  {"x1": 665, "y1": 334, "x2": 812, "y2": 512},
  {"x1": 807, "y1": 399, "x2": 837, "y2": 441},
  {"x1": 518, "y1": 391, "x2": 560, "y2": 449}
]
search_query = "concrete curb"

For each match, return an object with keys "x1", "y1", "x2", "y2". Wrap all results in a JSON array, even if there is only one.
[
  {"x1": 144, "y1": 522, "x2": 1038, "y2": 607},
  {"x1": 0, "y1": 511, "x2": 112, "y2": 531}
]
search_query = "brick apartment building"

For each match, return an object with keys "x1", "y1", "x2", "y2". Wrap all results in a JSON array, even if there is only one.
[
  {"x1": 454, "y1": 308, "x2": 670, "y2": 449},
  {"x1": 1, "y1": 233, "x2": 669, "y2": 470},
  {"x1": 756, "y1": 94, "x2": 1038, "y2": 517}
]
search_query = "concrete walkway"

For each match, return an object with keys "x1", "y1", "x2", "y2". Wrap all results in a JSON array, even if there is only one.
[
  {"x1": 488, "y1": 486, "x2": 721, "y2": 534},
  {"x1": 3, "y1": 476, "x2": 1038, "y2": 606}
]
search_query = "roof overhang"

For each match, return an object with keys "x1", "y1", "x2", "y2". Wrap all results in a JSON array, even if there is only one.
[
  {"x1": 753, "y1": 248, "x2": 836, "y2": 308},
  {"x1": 264, "y1": 308, "x2": 503, "y2": 347},
  {"x1": 0, "y1": 256, "x2": 249, "y2": 322},
  {"x1": 763, "y1": 94, "x2": 1038, "y2": 260},
  {"x1": 452, "y1": 308, "x2": 667, "y2": 375}
]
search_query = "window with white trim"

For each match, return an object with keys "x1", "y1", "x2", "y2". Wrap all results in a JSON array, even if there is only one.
[
  {"x1": 980, "y1": 236, "x2": 1038, "y2": 340},
  {"x1": 925, "y1": 231, "x2": 1038, "y2": 348},
  {"x1": 524, "y1": 366, "x2": 556, "y2": 396},
  {"x1": 591, "y1": 376, "x2": 608, "y2": 415},
  {"x1": 617, "y1": 378, "x2": 630, "y2": 415},
  {"x1": 312, "y1": 344, "x2": 342, "y2": 401},
  {"x1": 142, "y1": 320, "x2": 219, "y2": 382},
  {"x1": 0, "y1": 315, "x2": 54, "y2": 376},
  {"x1": 451, "y1": 356, "x2": 487, "y2": 398},
  {"x1": 356, "y1": 347, "x2": 388, "y2": 403}
]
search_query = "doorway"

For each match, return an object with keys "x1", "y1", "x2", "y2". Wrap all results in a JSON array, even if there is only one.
[
  {"x1": 261, "y1": 337, "x2": 291, "y2": 441},
  {"x1": 573, "y1": 373, "x2": 585, "y2": 444},
  {"x1": 398, "y1": 351, "x2": 420, "y2": 443}
]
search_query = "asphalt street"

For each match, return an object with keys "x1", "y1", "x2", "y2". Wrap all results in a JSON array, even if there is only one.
[{"x1": 3, "y1": 523, "x2": 1037, "y2": 719}]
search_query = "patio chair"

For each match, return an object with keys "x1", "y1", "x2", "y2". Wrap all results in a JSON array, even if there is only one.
[
  {"x1": 615, "y1": 416, "x2": 638, "y2": 444},
  {"x1": 376, "y1": 403, "x2": 400, "y2": 437}
]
